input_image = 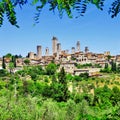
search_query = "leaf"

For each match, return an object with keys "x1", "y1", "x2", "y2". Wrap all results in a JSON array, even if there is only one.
[{"x1": 32, "y1": 0, "x2": 39, "y2": 5}]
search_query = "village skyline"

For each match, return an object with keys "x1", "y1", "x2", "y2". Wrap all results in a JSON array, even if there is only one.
[
  {"x1": 0, "y1": 3, "x2": 120, "y2": 57},
  {"x1": 0, "y1": 35, "x2": 120, "y2": 57}
]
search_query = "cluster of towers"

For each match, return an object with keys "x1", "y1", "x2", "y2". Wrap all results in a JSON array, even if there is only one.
[
  {"x1": 52, "y1": 36, "x2": 81, "y2": 55},
  {"x1": 28, "y1": 36, "x2": 89, "y2": 60}
]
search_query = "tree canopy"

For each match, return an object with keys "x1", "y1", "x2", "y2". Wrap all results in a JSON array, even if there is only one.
[{"x1": 0, "y1": 0, "x2": 120, "y2": 27}]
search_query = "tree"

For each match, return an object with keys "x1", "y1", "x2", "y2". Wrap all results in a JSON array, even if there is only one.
[
  {"x1": 9, "y1": 62, "x2": 14, "y2": 74},
  {"x1": 24, "y1": 59, "x2": 30, "y2": 65},
  {"x1": 48, "y1": 67, "x2": 69, "y2": 102},
  {"x1": 107, "y1": 55, "x2": 111, "y2": 62},
  {"x1": 111, "y1": 61, "x2": 117, "y2": 72},
  {"x1": 0, "y1": 0, "x2": 120, "y2": 27},
  {"x1": 5, "y1": 53, "x2": 12, "y2": 58},
  {"x1": 12, "y1": 56, "x2": 16, "y2": 68},
  {"x1": 93, "y1": 85, "x2": 112, "y2": 109},
  {"x1": 57, "y1": 67, "x2": 69, "y2": 102},
  {"x1": 46, "y1": 63, "x2": 57, "y2": 75},
  {"x1": 2, "y1": 56, "x2": 6, "y2": 69},
  {"x1": 0, "y1": 69, "x2": 8, "y2": 77},
  {"x1": 110, "y1": 86, "x2": 120, "y2": 106},
  {"x1": 117, "y1": 64, "x2": 120, "y2": 73}
]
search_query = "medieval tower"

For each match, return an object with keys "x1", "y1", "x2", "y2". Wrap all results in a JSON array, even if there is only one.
[
  {"x1": 45, "y1": 47, "x2": 49, "y2": 56},
  {"x1": 85, "y1": 46, "x2": 89, "y2": 53},
  {"x1": 52, "y1": 36, "x2": 58, "y2": 55},
  {"x1": 37, "y1": 45, "x2": 42, "y2": 59},
  {"x1": 76, "y1": 41, "x2": 80, "y2": 52},
  {"x1": 71, "y1": 47, "x2": 75, "y2": 54}
]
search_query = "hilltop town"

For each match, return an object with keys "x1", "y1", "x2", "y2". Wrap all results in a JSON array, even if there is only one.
[{"x1": 1, "y1": 36, "x2": 120, "y2": 76}]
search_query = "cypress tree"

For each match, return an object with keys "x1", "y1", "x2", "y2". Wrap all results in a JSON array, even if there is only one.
[
  {"x1": 58, "y1": 67, "x2": 69, "y2": 102},
  {"x1": 2, "y1": 56, "x2": 6, "y2": 69}
]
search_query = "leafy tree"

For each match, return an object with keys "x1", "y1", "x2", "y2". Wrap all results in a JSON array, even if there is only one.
[
  {"x1": 0, "y1": 0, "x2": 120, "y2": 27},
  {"x1": 105, "y1": 63, "x2": 109, "y2": 69},
  {"x1": 100, "y1": 63, "x2": 110, "y2": 73},
  {"x1": 110, "y1": 86, "x2": 120, "y2": 106},
  {"x1": 45, "y1": 62, "x2": 57, "y2": 75},
  {"x1": 111, "y1": 61, "x2": 117, "y2": 72},
  {"x1": 73, "y1": 75, "x2": 82, "y2": 81},
  {"x1": 5, "y1": 53, "x2": 12, "y2": 58},
  {"x1": 93, "y1": 85, "x2": 112, "y2": 109},
  {"x1": 57, "y1": 67, "x2": 69, "y2": 102},
  {"x1": 107, "y1": 55, "x2": 111, "y2": 61},
  {"x1": 0, "y1": 69, "x2": 8, "y2": 77},
  {"x1": 117, "y1": 63, "x2": 120, "y2": 73},
  {"x1": 79, "y1": 72, "x2": 89, "y2": 79},
  {"x1": 48, "y1": 67, "x2": 69, "y2": 102},
  {"x1": 65, "y1": 99, "x2": 77, "y2": 120},
  {"x1": 9, "y1": 62, "x2": 14, "y2": 74},
  {"x1": 24, "y1": 59, "x2": 30, "y2": 65},
  {"x1": 11, "y1": 55, "x2": 16, "y2": 68}
]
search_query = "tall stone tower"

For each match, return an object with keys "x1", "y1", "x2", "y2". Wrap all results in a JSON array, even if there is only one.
[
  {"x1": 45, "y1": 47, "x2": 49, "y2": 56},
  {"x1": 76, "y1": 41, "x2": 80, "y2": 52},
  {"x1": 52, "y1": 36, "x2": 58, "y2": 55},
  {"x1": 85, "y1": 46, "x2": 89, "y2": 53},
  {"x1": 56, "y1": 43, "x2": 61, "y2": 60},
  {"x1": 37, "y1": 45, "x2": 42, "y2": 59},
  {"x1": 71, "y1": 47, "x2": 75, "y2": 54},
  {"x1": 57, "y1": 43, "x2": 61, "y2": 53}
]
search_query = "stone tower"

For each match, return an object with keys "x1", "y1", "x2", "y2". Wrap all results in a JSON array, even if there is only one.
[
  {"x1": 85, "y1": 46, "x2": 89, "y2": 53},
  {"x1": 56, "y1": 43, "x2": 61, "y2": 59},
  {"x1": 71, "y1": 47, "x2": 75, "y2": 54},
  {"x1": 45, "y1": 47, "x2": 49, "y2": 56},
  {"x1": 76, "y1": 41, "x2": 80, "y2": 52},
  {"x1": 37, "y1": 45, "x2": 42, "y2": 59},
  {"x1": 57, "y1": 43, "x2": 61, "y2": 53},
  {"x1": 52, "y1": 36, "x2": 58, "y2": 55},
  {"x1": 29, "y1": 52, "x2": 34, "y2": 59}
]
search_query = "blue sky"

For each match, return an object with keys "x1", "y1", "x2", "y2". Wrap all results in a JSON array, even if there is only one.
[{"x1": 0, "y1": 1, "x2": 120, "y2": 57}]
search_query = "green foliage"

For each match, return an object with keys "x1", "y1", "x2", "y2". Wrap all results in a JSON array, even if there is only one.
[
  {"x1": 5, "y1": 53, "x2": 12, "y2": 58},
  {"x1": 0, "y1": 0, "x2": 120, "y2": 27},
  {"x1": 24, "y1": 59, "x2": 30, "y2": 65},
  {"x1": 73, "y1": 75, "x2": 82, "y2": 81},
  {"x1": 0, "y1": 69, "x2": 8, "y2": 77},
  {"x1": 93, "y1": 85, "x2": 113, "y2": 109},
  {"x1": 45, "y1": 62, "x2": 57, "y2": 75},
  {"x1": 117, "y1": 64, "x2": 120, "y2": 73},
  {"x1": 0, "y1": 63, "x2": 120, "y2": 119},
  {"x1": 111, "y1": 61, "x2": 117, "y2": 72},
  {"x1": 79, "y1": 72, "x2": 89, "y2": 79},
  {"x1": 9, "y1": 62, "x2": 14, "y2": 74},
  {"x1": 66, "y1": 73, "x2": 73, "y2": 81},
  {"x1": 2, "y1": 56, "x2": 6, "y2": 69},
  {"x1": 75, "y1": 63, "x2": 92, "y2": 69},
  {"x1": 110, "y1": 86, "x2": 120, "y2": 106}
]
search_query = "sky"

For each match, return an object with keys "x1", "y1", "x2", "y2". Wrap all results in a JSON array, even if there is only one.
[{"x1": 0, "y1": 1, "x2": 120, "y2": 57}]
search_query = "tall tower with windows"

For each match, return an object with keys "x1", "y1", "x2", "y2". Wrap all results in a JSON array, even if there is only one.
[
  {"x1": 71, "y1": 47, "x2": 75, "y2": 54},
  {"x1": 52, "y1": 36, "x2": 58, "y2": 55},
  {"x1": 37, "y1": 45, "x2": 42, "y2": 59},
  {"x1": 45, "y1": 47, "x2": 49, "y2": 56},
  {"x1": 85, "y1": 46, "x2": 89, "y2": 53},
  {"x1": 76, "y1": 41, "x2": 80, "y2": 52}
]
